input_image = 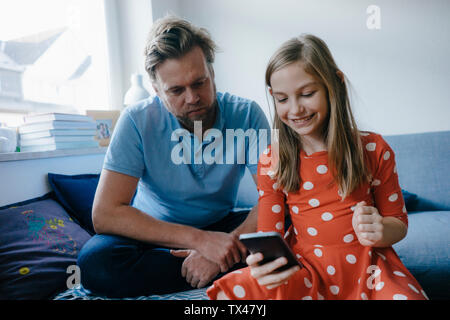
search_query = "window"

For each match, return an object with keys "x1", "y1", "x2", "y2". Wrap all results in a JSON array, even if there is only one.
[{"x1": 0, "y1": 0, "x2": 111, "y2": 126}]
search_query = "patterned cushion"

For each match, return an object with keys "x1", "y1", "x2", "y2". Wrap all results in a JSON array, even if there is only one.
[{"x1": 0, "y1": 195, "x2": 91, "y2": 299}]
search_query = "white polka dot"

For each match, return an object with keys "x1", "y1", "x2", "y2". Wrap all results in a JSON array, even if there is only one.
[
  {"x1": 267, "y1": 170, "x2": 275, "y2": 179},
  {"x1": 317, "y1": 292, "x2": 324, "y2": 300},
  {"x1": 292, "y1": 206, "x2": 299, "y2": 214},
  {"x1": 402, "y1": 205, "x2": 407, "y2": 213},
  {"x1": 316, "y1": 165, "x2": 328, "y2": 174},
  {"x1": 304, "y1": 277, "x2": 312, "y2": 288},
  {"x1": 376, "y1": 252, "x2": 386, "y2": 260},
  {"x1": 272, "y1": 204, "x2": 282, "y2": 213},
  {"x1": 272, "y1": 183, "x2": 279, "y2": 190},
  {"x1": 393, "y1": 271, "x2": 406, "y2": 277},
  {"x1": 360, "y1": 132, "x2": 370, "y2": 136},
  {"x1": 421, "y1": 290, "x2": 429, "y2": 300},
  {"x1": 233, "y1": 285, "x2": 246, "y2": 298},
  {"x1": 296, "y1": 254, "x2": 302, "y2": 259},
  {"x1": 343, "y1": 234, "x2": 354, "y2": 243},
  {"x1": 259, "y1": 190, "x2": 264, "y2": 196},
  {"x1": 321, "y1": 212, "x2": 333, "y2": 221},
  {"x1": 346, "y1": 254, "x2": 357, "y2": 264},
  {"x1": 307, "y1": 227, "x2": 318, "y2": 236},
  {"x1": 302, "y1": 296, "x2": 312, "y2": 300},
  {"x1": 388, "y1": 193, "x2": 398, "y2": 202},
  {"x1": 383, "y1": 151, "x2": 391, "y2": 160},
  {"x1": 361, "y1": 292, "x2": 368, "y2": 300},
  {"x1": 232, "y1": 270, "x2": 243, "y2": 274},
  {"x1": 393, "y1": 166, "x2": 397, "y2": 174},
  {"x1": 314, "y1": 248, "x2": 323, "y2": 257},
  {"x1": 327, "y1": 265, "x2": 336, "y2": 275},
  {"x1": 393, "y1": 294, "x2": 408, "y2": 300},
  {"x1": 303, "y1": 181, "x2": 314, "y2": 190},
  {"x1": 408, "y1": 283, "x2": 420, "y2": 294},
  {"x1": 308, "y1": 199, "x2": 320, "y2": 207},
  {"x1": 366, "y1": 142, "x2": 376, "y2": 151},
  {"x1": 275, "y1": 222, "x2": 283, "y2": 230},
  {"x1": 371, "y1": 179, "x2": 381, "y2": 186},
  {"x1": 293, "y1": 227, "x2": 298, "y2": 235},
  {"x1": 375, "y1": 281, "x2": 385, "y2": 291},
  {"x1": 330, "y1": 285, "x2": 340, "y2": 295},
  {"x1": 263, "y1": 148, "x2": 270, "y2": 155}
]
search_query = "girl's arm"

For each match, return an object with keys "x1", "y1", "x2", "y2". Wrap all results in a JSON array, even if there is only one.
[
  {"x1": 355, "y1": 133, "x2": 409, "y2": 247},
  {"x1": 244, "y1": 147, "x2": 300, "y2": 289}
]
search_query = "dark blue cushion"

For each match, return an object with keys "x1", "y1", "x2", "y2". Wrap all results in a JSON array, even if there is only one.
[
  {"x1": 48, "y1": 173, "x2": 100, "y2": 235},
  {"x1": 0, "y1": 195, "x2": 91, "y2": 299},
  {"x1": 401, "y1": 189, "x2": 418, "y2": 211},
  {"x1": 393, "y1": 211, "x2": 450, "y2": 300}
]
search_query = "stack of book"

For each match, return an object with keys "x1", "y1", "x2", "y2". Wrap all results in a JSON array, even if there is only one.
[{"x1": 18, "y1": 113, "x2": 99, "y2": 152}]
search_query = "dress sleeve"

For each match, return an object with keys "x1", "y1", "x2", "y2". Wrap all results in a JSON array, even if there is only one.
[
  {"x1": 256, "y1": 146, "x2": 287, "y2": 236},
  {"x1": 368, "y1": 135, "x2": 408, "y2": 227}
]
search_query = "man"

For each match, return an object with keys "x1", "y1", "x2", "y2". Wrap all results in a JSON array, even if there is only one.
[{"x1": 77, "y1": 15, "x2": 270, "y2": 298}]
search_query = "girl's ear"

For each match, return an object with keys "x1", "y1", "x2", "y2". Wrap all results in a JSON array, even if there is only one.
[
  {"x1": 336, "y1": 70, "x2": 345, "y2": 84},
  {"x1": 268, "y1": 87, "x2": 273, "y2": 96}
]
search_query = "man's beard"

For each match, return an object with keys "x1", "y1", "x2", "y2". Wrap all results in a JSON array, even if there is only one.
[{"x1": 177, "y1": 99, "x2": 218, "y2": 133}]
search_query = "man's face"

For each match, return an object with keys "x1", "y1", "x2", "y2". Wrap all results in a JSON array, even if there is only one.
[{"x1": 152, "y1": 46, "x2": 217, "y2": 132}]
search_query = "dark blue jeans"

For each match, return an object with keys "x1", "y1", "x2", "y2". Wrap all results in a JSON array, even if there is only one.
[{"x1": 77, "y1": 210, "x2": 249, "y2": 298}]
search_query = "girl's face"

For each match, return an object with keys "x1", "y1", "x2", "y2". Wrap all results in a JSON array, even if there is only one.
[{"x1": 270, "y1": 61, "x2": 329, "y2": 143}]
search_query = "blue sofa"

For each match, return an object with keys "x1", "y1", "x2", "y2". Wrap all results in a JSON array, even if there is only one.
[{"x1": 386, "y1": 131, "x2": 450, "y2": 300}]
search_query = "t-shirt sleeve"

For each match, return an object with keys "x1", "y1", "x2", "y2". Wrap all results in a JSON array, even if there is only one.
[
  {"x1": 246, "y1": 101, "x2": 271, "y2": 175},
  {"x1": 367, "y1": 134, "x2": 408, "y2": 227},
  {"x1": 256, "y1": 147, "x2": 287, "y2": 236},
  {"x1": 103, "y1": 110, "x2": 145, "y2": 178}
]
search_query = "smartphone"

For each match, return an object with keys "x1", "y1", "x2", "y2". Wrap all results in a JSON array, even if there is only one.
[{"x1": 239, "y1": 232, "x2": 303, "y2": 271}]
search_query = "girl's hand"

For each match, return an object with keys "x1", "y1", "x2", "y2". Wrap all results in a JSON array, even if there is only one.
[
  {"x1": 352, "y1": 201, "x2": 384, "y2": 246},
  {"x1": 247, "y1": 252, "x2": 300, "y2": 290}
]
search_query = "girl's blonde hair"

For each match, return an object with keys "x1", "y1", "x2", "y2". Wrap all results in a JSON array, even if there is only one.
[{"x1": 265, "y1": 34, "x2": 370, "y2": 198}]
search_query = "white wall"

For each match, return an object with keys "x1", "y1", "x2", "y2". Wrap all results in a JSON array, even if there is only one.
[
  {"x1": 144, "y1": 0, "x2": 450, "y2": 135},
  {"x1": 0, "y1": 152, "x2": 105, "y2": 206}
]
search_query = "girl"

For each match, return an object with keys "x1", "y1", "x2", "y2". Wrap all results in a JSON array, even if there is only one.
[{"x1": 207, "y1": 34, "x2": 427, "y2": 300}]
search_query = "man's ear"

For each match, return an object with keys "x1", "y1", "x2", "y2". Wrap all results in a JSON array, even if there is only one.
[
  {"x1": 207, "y1": 64, "x2": 215, "y2": 80},
  {"x1": 152, "y1": 82, "x2": 160, "y2": 96}
]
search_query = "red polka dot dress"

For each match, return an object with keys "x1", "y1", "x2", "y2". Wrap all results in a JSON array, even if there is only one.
[{"x1": 207, "y1": 132, "x2": 428, "y2": 300}]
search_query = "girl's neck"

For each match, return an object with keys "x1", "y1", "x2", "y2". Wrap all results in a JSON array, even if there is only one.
[{"x1": 300, "y1": 134, "x2": 327, "y2": 156}]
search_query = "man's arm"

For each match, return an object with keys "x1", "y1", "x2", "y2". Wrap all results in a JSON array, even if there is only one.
[{"x1": 92, "y1": 168, "x2": 246, "y2": 272}]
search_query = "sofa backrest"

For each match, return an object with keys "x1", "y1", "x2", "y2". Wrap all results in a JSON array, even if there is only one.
[{"x1": 384, "y1": 130, "x2": 450, "y2": 211}]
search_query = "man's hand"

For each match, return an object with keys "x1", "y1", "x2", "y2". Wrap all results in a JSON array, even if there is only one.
[
  {"x1": 352, "y1": 201, "x2": 384, "y2": 246},
  {"x1": 171, "y1": 249, "x2": 221, "y2": 288},
  {"x1": 247, "y1": 253, "x2": 300, "y2": 290},
  {"x1": 195, "y1": 231, "x2": 247, "y2": 273}
]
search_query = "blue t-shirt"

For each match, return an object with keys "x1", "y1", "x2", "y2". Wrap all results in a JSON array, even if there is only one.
[{"x1": 104, "y1": 92, "x2": 271, "y2": 228}]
